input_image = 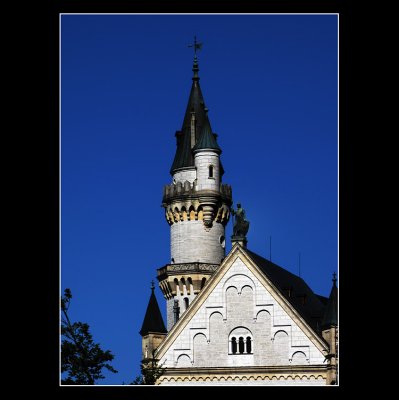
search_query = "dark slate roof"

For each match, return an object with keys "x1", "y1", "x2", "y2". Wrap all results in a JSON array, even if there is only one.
[
  {"x1": 170, "y1": 58, "x2": 211, "y2": 174},
  {"x1": 321, "y1": 275, "x2": 338, "y2": 329},
  {"x1": 139, "y1": 286, "x2": 167, "y2": 336},
  {"x1": 192, "y1": 115, "x2": 221, "y2": 154},
  {"x1": 245, "y1": 249, "x2": 327, "y2": 335},
  {"x1": 316, "y1": 294, "x2": 329, "y2": 306}
]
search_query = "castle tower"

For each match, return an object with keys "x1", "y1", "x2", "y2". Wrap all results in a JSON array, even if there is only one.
[{"x1": 158, "y1": 53, "x2": 233, "y2": 330}]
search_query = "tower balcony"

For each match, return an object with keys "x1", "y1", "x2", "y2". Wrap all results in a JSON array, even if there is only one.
[
  {"x1": 162, "y1": 181, "x2": 232, "y2": 203},
  {"x1": 157, "y1": 262, "x2": 219, "y2": 300}
]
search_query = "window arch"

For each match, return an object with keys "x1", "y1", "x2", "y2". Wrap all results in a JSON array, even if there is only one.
[{"x1": 229, "y1": 327, "x2": 253, "y2": 354}]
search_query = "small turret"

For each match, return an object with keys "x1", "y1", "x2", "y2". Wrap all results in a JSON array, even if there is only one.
[
  {"x1": 193, "y1": 110, "x2": 222, "y2": 194},
  {"x1": 140, "y1": 282, "x2": 167, "y2": 363},
  {"x1": 321, "y1": 273, "x2": 338, "y2": 385}
]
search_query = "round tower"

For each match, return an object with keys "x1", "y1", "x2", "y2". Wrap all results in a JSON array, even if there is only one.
[{"x1": 157, "y1": 52, "x2": 232, "y2": 330}]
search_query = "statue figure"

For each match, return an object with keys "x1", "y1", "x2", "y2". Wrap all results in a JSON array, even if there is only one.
[{"x1": 231, "y1": 203, "x2": 250, "y2": 237}]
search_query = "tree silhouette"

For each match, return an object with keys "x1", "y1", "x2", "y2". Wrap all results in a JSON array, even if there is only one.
[
  {"x1": 61, "y1": 288, "x2": 118, "y2": 384},
  {"x1": 131, "y1": 350, "x2": 165, "y2": 385}
]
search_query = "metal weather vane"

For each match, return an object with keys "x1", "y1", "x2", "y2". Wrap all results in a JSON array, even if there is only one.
[{"x1": 188, "y1": 35, "x2": 203, "y2": 56}]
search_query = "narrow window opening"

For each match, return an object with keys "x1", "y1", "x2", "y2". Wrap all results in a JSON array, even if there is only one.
[
  {"x1": 201, "y1": 277, "x2": 206, "y2": 289},
  {"x1": 184, "y1": 297, "x2": 189, "y2": 310},
  {"x1": 231, "y1": 337, "x2": 237, "y2": 354},
  {"x1": 208, "y1": 165, "x2": 214, "y2": 178},
  {"x1": 238, "y1": 337, "x2": 245, "y2": 354},
  {"x1": 173, "y1": 299, "x2": 180, "y2": 324},
  {"x1": 246, "y1": 336, "x2": 252, "y2": 354}
]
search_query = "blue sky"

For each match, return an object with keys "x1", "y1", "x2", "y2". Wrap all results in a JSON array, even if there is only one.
[{"x1": 61, "y1": 14, "x2": 338, "y2": 385}]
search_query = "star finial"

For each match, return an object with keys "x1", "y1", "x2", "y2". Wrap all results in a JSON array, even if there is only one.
[
  {"x1": 332, "y1": 272, "x2": 337, "y2": 286},
  {"x1": 151, "y1": 280, "x2": 155, "y2": 291}
]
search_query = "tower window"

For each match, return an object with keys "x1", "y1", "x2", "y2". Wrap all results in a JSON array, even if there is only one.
[
  {"x1": 184, "y1": 297, "x2": 189, "y2": 310},
  {"x1": 208, "y1": 165, "x2": 214, "y2": 178}
]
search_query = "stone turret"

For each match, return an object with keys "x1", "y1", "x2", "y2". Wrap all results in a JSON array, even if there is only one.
[
  {"x1": 158, "y1": 52, "x2": 233, "y2": 330},
  {"x1": 139, "y1": 282, "x2": 167, "y2": 363}
]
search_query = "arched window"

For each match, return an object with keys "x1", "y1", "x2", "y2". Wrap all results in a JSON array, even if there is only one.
[
  {"x1": 246, "y1": 336, "x2": 252, "y2": 354},
  {"x1": 238, "y1": 337, "x2": 245, "y2": 354},
  {"x1": 208, "y1": 165, "x2": 214, "y2": 178},
  {"x1": 231, "y1": 337, "x2": 237, "y2": 354},
  {"x1": 184, "y1": 297, "x2": 189, "y2": 310},
  {"x1": 229, "y1": 327, "x2": 253, "y2": 355}
]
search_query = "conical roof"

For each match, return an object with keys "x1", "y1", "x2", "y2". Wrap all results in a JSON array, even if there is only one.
[
  {"x1": 192, "y1": 113, "x2": 221, "y2": 154},
  {"x1": 321, "y1": 273, "x2": 338, "y2": 329},
  {"x1": 139, "y1": 283, "x2": 167, "y2": 336},
  {"x1": 170, "y1": 56, "x2": 211, "y2": 173}
]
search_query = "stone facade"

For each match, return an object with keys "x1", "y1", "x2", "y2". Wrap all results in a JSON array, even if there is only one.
[
  {"x1": 171, "y1": 220, "x2": 225, "y2": 264},
  {"x1": 155, "y1": 246, "x2": 328, "y2": 385}
]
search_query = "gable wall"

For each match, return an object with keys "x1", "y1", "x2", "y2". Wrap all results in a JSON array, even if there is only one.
[{"x1": 159, "y1": 256, "x2": 326, "y2": 371}]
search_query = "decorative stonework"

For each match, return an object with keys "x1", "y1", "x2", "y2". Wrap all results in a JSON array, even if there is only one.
[
  {"x1": 162, "y1": 182, "x2": 232, "y2": 227},
  {"x1": 157, "y1": 262, "x2": 219, "y2": 300},
  {"x1": 157, "y1": 366, "x2": 327, "y2": 385},
  {"x1": 158, "y1": 263, "x2": 219, "y2": 275},
  {"x1": 155, "y1": 245, "x2": 329, "y2": 385}
]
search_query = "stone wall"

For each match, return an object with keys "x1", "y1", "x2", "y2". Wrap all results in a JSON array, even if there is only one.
[
  {"x1": 173, "y1": 168, "x2": 197, "y2": 185},
  {"x1": 171, "y1": 220, "x2": 225, "y2": 264},
  {"x1": 158, "y1": 257, "x2": 326, "y2": 372},
  {"x1": 195, "y1": 151, "x2": 220, "y2": 192}
]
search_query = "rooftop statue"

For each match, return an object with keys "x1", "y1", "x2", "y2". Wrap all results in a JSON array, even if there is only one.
[{"x1": 231, "y1": 203, "x2": 250, "y2": 237}]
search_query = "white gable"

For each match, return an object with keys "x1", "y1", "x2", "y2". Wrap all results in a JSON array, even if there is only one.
[{"x1": 158, "y1": 253, "x2": 327, "y2": 369}]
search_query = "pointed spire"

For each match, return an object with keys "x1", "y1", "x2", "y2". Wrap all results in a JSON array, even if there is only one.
[
  {"x1": 139, "y1": 281, "x2": 167, "y2": 336},
  {"x1": 170, "y1": 38, "x2": 209, "y2": 174},
  {"x1": 192, "y1": 54, "x2": 200, "y2": 81},
  {"x1": 321, "y1": 272, "x2": 338, "y2": 329},
  {"x1": 192, "y1": 109, "x2": 222, "y2": 154}
]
